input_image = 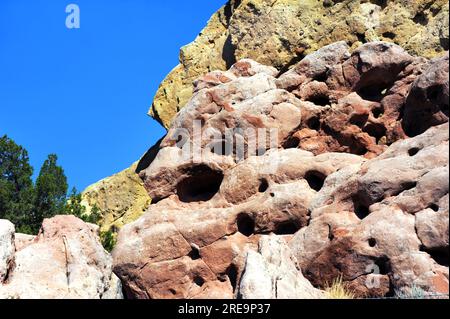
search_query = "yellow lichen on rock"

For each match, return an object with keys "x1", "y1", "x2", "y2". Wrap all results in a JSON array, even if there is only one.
[
  {"x1": 149, "y1": 0, "x2": 449, "y2": 128},
  {"x1": 81, "y1": 162, "x2": 151, "y2": 232}
]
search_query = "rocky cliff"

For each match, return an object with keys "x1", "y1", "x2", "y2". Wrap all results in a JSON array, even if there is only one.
[
  {"x1": 111, "y1": 41, "x2": 449, "y2": 299},
  {"x1": 82, "y1": 0, "x2": 450, "y2": 237},
  {"x1": 1, "y1": 0, "x2": 448, "y2": 300},
  {"x1": 151, "y1": 0, "x2": 449, "y2": 129}
]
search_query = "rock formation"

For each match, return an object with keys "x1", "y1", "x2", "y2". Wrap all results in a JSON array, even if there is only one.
[
  {"x1": 82, "y1": 0, "x2": 450, "y2": 238},
  {"x1": 1, "y1": 2, "x2": 448, "y2": 301},
  {"x1": 150, "y1": 0, "x2": 449, "y2": 129},
  {"x1": 0, "y1": 216, "x2": 123, "y2": 299},
  {"x1": 112, "y1": 41, "x2": 449, "y2": 299},
  {"x1": 81, "y1": 162, "x2": 151, "y2": 233}
]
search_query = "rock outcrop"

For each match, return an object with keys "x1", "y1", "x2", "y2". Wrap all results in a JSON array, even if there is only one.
[
  {"x1": 112, "y1": 41, "x2": 449, "y2": 299},
  {"x1": 82, "y1": 0, "x2": 449, "y2": 242},
  {"x1": 150, "y1": 0, "x2": 449, "y2": 129},
  {"x1": 290, "y1": 123, "x2": 449, "y2": 297},
  {"x1": 81, "y1": 162, "x2": 151, "y2": 233},
  {"x1": 0, "y1": 216, "x2": 123, "y2": 299}
]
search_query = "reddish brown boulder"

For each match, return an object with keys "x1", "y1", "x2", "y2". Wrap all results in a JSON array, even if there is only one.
[
  {"x1": 403, "y1": 53, "x2": 450, "y2": 137},
  {"x1": 290, "y1": 123, "x2": 449, "y2": 298},
  {"x1": 113, "y1": 42, "x2": 449, "y2": 300}
]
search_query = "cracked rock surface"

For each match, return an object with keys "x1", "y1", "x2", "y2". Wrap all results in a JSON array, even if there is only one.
[{"x1": 0, "y1": 216, "x2": 123, "y2": 299}]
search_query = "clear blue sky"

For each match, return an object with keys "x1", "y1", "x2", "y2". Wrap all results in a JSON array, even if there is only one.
[{"x1": 0, "y1": 0, "x2": 226, "y2": 191}]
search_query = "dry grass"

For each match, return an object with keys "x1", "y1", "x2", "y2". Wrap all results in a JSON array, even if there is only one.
[{"x1": 325, "y1": 276, "x2": 356, "y2": 299}]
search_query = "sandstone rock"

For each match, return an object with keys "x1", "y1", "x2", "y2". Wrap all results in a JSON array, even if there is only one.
[
  {"x1": 115, "y1": 146, "x2": 363, "y2": 298},
  {"x1": 278, "y1": 41, "x2": 432, "y2": 158},
  {"x1": 0, "y1": 216, "x2": 123, "y2": 299},
  {"x1": 114, "y1": 41, "x2": 449, "y2": 299},
  {"x1": 14, "y1": 233, "x2": 35, "y2": 252},
  {"x1": 403, "y1": 52, "x2": 449, "y2": 136},
  {"x1": 114, "y1": 55, "x2": 369, "y2": 298},
  {"x1": 239, "y1": 235, "x2": 324, "y2": 299},
  {"x1": 149, "y1": 0, "x2": 449, "y2": 128},
  {"x1": 81, "y1": 162, "x2": 151, "y2": 232},
  {"x1": 290, "y1": 123, "x2": 449, "y2": 298},
  {"x1": 0, "y1": 220, "x2": 15, "y2": 284}
]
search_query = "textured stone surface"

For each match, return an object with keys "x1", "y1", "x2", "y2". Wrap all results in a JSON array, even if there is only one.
[
  {"x1": 403, "y1": 52, "x2": 449, "y2": 136},
  {"x1": 290, "y1": 123, "x2": 449, "y2": 298},
  {"x1": 0, "y1": 216, "x2": 123, "y2": 299},
  {"x1": 114, "y1": 148, "x2": 361, "y2": 299},
  {"x1": 14, "y1": 234, "x2": 35, "y2": 252},
  {"x1": 149, "y1": 0, "x2": 449, "y2": 129},
  {"x1": 81, "y1": 162, "x2": 151, "y2": 232},
  {"x1": 239, "y1": 235, "x2": 324, "y2": 299},
  {"x1": 0, "y1": 220, "x2": 15, "y2": 284},
  {"x1": 278, "y1": 41, "x2": 435, "y2": 158},
  {"x1": 114, "y1": 42, "x2": 449, "y2": 299}
]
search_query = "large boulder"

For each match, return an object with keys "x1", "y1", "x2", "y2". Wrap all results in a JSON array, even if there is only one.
[
  {"x1": 403, "y1": 53, "x2": 449, "y2": 136},
  {"x1": 290, "y1": 123, "x2": 449, "y2": 298},
  {"x1": 113, "y1": 41, "x2": 449, "y2": 299},
  {"x1": 0, "y1": 216, "x2": 123, "y2": 299},
  {"x1": 150, "y1": 0, "x2": 449, "y2": 129}
]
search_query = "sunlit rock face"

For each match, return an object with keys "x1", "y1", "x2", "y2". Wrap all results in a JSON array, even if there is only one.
[
  {"x1": 0, "y1": 216, "x2": 123, "y2": 299},
  {"x1": 112, "y1": 41, "x2": 449, "y2": 299},
  {"x1": 149, "y1": 0, "x2": 449, "y2": 129}
]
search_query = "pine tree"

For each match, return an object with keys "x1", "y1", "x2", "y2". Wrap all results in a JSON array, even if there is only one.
[
  {"x1": 0, "y1": 135, "x2": 35, "y2": 232},
  {"x1": 33, "y1": 154, "x2": 68, "y2": 232}
]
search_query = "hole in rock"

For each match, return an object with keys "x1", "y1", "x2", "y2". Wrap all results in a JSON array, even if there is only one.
[
  {"x1": 307, "y1": 94, "x2": 331, "y2": 107},
  {"x1": 402, "y1": 181, "x2": 418, "y2": 192},
  {"x1": 177, "y1": 166, "x2": 224, "y2": 203},
  {"x1": 372, "y1": 106, "x2": 385, "y2": 119},
  {"x1": 357, "y1": 33, "x2": 367, "y2": 44},
  {"x1": 382, "y1": 32, "x2": 396, "y2": 39},
  {"x1": 169, "y1": 289, "x2": 177, "y2": 295},
  {"x1": 305, "y1": 171, "x2": 327, "y2": 192},
  {"x1": 374, "y1": 257, "x2": 391, "y2": 275},
  {"x1": 188, "y1": 248, "x2": 201, "y2": 260},
  {"x1": 408, "y1": 148, "x2": 421, "y2": 157},
  {"x1": 258, "y1": 179, "x2": 269, "y2": 193},
  {"x1": 353, "y1": 196, "x2": 371, "y2": 220},
  {"x1": 307, "y1": 117, "x2": 321, "y2": 131},
  {"x1": 274, "y1": 221, "x2": 301, "y2": 235},
  {"x1": 428, "y1": 203, "x2": 440, "y2": 212},
  {"x1": 283, "y1": 136, "x2": 300, "y2": 149},
  {"x1": 413, "y1": 12, "x2": 428, "y2": 25},
  {"x1": 237, "y1": 213, "x2": 256, "y2": 237},
  {"x1": 193, "y1": 276, "x2": 205, "y2": 287},
  {"x1": 363, "y1": 123, "x2": 387, "y2": 143},
  {"x1": 358, "y1": 84, "x2": 390, "y2": 102},
  {"x1": 350, "y1": 113, "x2": 369, "y2": 128},
  {"x1": 369, "y1": 238, "x2": 377, "y2": 248},
  {"x1": 313, "y1": 71, "x2": 328, "y2": 82}
]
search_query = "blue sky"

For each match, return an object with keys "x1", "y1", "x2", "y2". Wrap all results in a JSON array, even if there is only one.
[{"x1": 0, "y1": 0, "x2": 226, "y2": 191}]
